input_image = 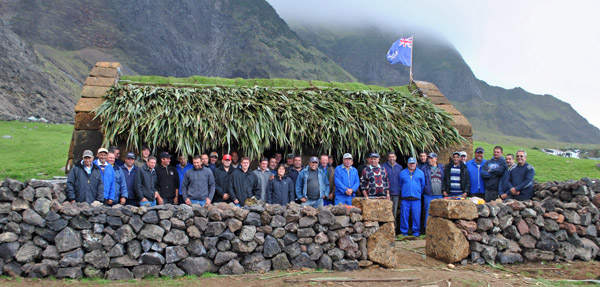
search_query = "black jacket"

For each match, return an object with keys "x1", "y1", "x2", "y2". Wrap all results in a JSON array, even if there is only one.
[
  {"x1": 156, "y1": 165, "x2": 179, "y2": 199},
  {"x1": 266, "y1": 175, "x2": 295, "y2": 205},
  {"x1": 136, "y1": 164, "x2": 157, "y2": 201},
  {"x1": 66, "y1": 161, "x2": 104, "y2": 203},
  {"x1": 442, "y1": 162, "x2": 471, "y2": 195},
  {"x1": 213, "y1": 165, "x2": 233, "y2": 203},
  {"x1": 228, "y1": 168, "x2": 260, "y2": 204}
]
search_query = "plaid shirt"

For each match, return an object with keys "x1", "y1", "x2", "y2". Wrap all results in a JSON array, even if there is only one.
[{"x1": 360, "y1": 165, "x2": 389, "y2": 197}]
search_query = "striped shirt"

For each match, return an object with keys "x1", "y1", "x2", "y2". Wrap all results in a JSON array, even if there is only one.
[{"x1": 449, "y1": 165, "x2": 462, "y2": 195}]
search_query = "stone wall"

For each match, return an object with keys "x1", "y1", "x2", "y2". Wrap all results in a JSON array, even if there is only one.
[
  {"x1": 426, "y1": 178, "x2": 600, "y2": 264},
  {"x1": 0, "y1": 178, "x2": 394, "y2": 279}
]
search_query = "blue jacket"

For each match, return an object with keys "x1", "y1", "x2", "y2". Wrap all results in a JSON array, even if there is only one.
[
  {"x1": 296, "y1": 166, "x2": 329, "y2": 200},
  {"x1": 421, "y1": 163, "x2": 444, "y2": 196},
  {"x1": 112, "y1": 164, "x2": 128, "y2": 200},
  {"x1": 176, "y1": 163, "x2": 193, "y2": 194},
  {"x1": 266, "y1": 175, "x2": 295, "y2": 205},
  {"x1": 334, "y1": 165, "x2": 360, "y2": 197},
  {"x1": 121, "y1": 165, "x2": 138, "y2": 200},
  {"x1": 398, "y1": 168, "x2": 425, "y2": 199},
  {"x1": 93, "y1": 160, "x2": 115, "y2": 202},
  {"x1": 382, "y1": 162, "x2": 403, "y2": 196},
  {"x1": 506, "y1": 163, "x2": 535, "y2": 200},
  {"x1": 466, "y1": 159, "x2": 486, "y2": 195},
  {"x1": 481, "y1": 157, "x2": 507, "y2": 191},
  {"x1": 499, "y1": 164, "x2": 515, "y2": 195}
]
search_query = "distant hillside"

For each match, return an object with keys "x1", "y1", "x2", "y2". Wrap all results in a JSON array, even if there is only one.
[{"x1": 290, "y1": 25, "x2": 600, "y2": 144}]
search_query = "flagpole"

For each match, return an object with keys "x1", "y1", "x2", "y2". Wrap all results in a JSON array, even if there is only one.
[{"x1": 409, "y1": 36, "x2": 413, "y2": 85}]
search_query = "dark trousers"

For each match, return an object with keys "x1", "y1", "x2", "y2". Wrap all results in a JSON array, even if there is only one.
[
  {"x1": 125, "y1": 198, "x2": 139, "y2": 206},
  {"x1": 485, "y1": 190, "x2": 498, "y2": 202},
  {"x1": 162, "y1": 197, "x2": 175, "y2": 204}
]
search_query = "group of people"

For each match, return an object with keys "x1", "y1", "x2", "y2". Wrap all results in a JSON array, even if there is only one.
[{"x1": 67, "y1": 145, "x2": 535, "y2": 236}]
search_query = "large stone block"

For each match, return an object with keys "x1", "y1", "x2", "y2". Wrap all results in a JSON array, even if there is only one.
[
  {"x1": 352, "y1": 198, "x2": 394, "y2": 222},
  {"x1": 74, "y1": 98, "x2": 106, "y2": 113},
  {"x1": 95, "y1": 62, "x2": 121, "y2": 69},
  {"x1": 82, "y1": 86, "x2": 111, "y2": 98},
  {"x1": 89, "y1": 67, "x2": 119, "y2": 78},
  {"x1": 74, "y1": 112, "x2": 101, "y2": 130},
  {"x1": 428, "y1": 199, "x2": 478, "y2": 220},
  {"x1": 426, "y1": 217, "x2": 469, "y2": 263},
  {"x1": 366, "y1": 222, "x2": 403, "y2": 267},
  {"x1": 84, "y1": 76, "x2": 117, "y2": 87}
]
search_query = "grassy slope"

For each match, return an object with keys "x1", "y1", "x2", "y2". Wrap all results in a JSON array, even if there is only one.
[{"x1": 0, "y1": 121, "x2": 73, "y2": 181}]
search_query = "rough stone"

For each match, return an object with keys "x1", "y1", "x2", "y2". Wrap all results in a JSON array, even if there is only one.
[
  {"x1": 160, "y1": 263, "x2": 186, "y2": 278},
  {"x1": 426, "y1": 217, "x2": 470, "y2": 263},
  {"x1": 263, "y1": 235, "x2": 282, "y2": 258},
  {"x1": 108, "y1": 243, "x2": 125, "y2": 257},
  {"x1": 15, "y1": 241, "x2": 42, "y2": 263},
  {"x1": 205, "y1": 222, "x2": 227, "y2": 236},
  {"x1": 106, "y1": 267, "x2": 134, "y2": 280},
  {"x1": 240, "y1": 225, "x2": 257, "y2": 242},
  {"x1": 271, "y1": 252, "x2": 291, "y2": 270},
  {"x1": 218, "y1": 259, "x2": 244, "y2": 275},
  {"x1": 32, "y1": 198, "x2": 51, "y2": 217},
  {"x1": 428, "y1": 199, "x2": 478, "y2": 220},
  {"x1": 351, "y1": 198, "x2": 394, "y2": 222},
  {"x1": 214, "y1": 251, "x2": 238, "y2": 265},
  {"x1": 132, "y1": 264, "x2": 161, "y2": 279},
  {"x1": 0, "y1": 232, "x2": 18, "y2": 243},
  {"x1": 243, "y1": 212, "x2": 262, "y2": 226},
  {"x1": 272, "y1": 227, "x2": 286, "y2": 238},
  {"x1": 23, "y1": 209, "x2": 45, "y2": 227},
  {"x1": 523, "y1": 249, "x2": 555, "y2": 262},
  {"x1": 84, "y1": 249, "x2": 110, "y2": 269},
  {"x1": 139, "y1": 252, "x2": 166, "y2": 265},
  {"x1": 163, "y1": 229, "x2": 189, "y2": 246},
  {"x1": 291, "y1": 252, "x2": 317, "y2": 269},
  {"x1": 497, "y1": 251, "x2": 523, "y2": 264},
  {"x1": 242, "y1": 253, "x2": 271, "y2": 272},
  {"x1": 187, "y1": 239, "x2": 207, "y2": 257},
  {"x1": 231, "y1": 238, "x2": 258, "y2": 253},
  {"x1": 333, "y1": 259, "x2": 359, "y2": 271},
  {"x1": 59, "y1": 248, "x2": 84, "y2": 267},
  {"x1": 138, "y1": 224, "x2": 165, "y2": 242},
  {"x1": 56, "y1": 267, "x2": 83, "y2": 279},
  {"x1": 55, "y1": 227, "x2": 81, "y2": 253}
]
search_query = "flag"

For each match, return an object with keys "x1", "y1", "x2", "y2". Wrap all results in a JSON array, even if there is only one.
[{"x1": 387, "y1": 36, "x2": 413, "y2": 66}]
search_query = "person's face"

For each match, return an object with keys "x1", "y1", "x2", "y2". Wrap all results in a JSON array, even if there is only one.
[
  {"x1": 222, "y1": 158, "x2": 231, "y2": 168},
  {"x1": 419, "y1": 153, "x2": 427, "y2": 163},
  {"x1": 320, "y1": 155, "x2": 328, "y2": 167},
  {"x1": 388, "y1": 154, "x2": 397, "y2": 163},
  {"x1": 370, "y1": 157, "x2": 379, "y2": 166},
  {"x1": 178, "y1": 156, "x2": 187, "y2": 166},
  {"x1": 506, "y1": 155, "x2": 514, "y2": 166},
  {"x1": 452, "y1": 154, "x2": 460, "y2": 165},
  {"x1": 367, "y1": 157, "x2": 373, "y2": 165},
  {"x1": 161, "y1": 157, "x2": 170, "y2": 167},
  {"x1": 269, "y1": 158, "x2": 277, "y2": 169},
  {"x1": 231, "y1": 152, "x2": 239, "y2": 163},
  {"x1": 147, "y1": 158, "x2": 156, "y2": 169},
  {"x1": 97, "y1": 152, "x2": 107, "y2": 162},
  {"x1": 428, "y1": 156, "x2": 437, "y2": 166},
  {"x1": 125, "y1": 157, "x2": 135, "y2": 167},
  {"x1": 516, "y1": 152, "x2": 526, "y2": 165},
  {"x1": 241, "y1": 159, "x2": 250, "y2": 171},
  {"x1": 293, "y1": 157, "x2": 302, "y2": 168},
  {"x1": 475, "y1": 151, "x2": 484, "y2": 161},
  {"x1": 201, "y1": 155, "x2": 209, "y2": 165},
  {"x1": 461, "y1": 155, "x2": 467, "y2": 162},
  {"x1": 277, "y1": 166, "x2": 286, "y2": 177},
  {"x1": 328, "y1": 157, "x2": 334, "y2": 165},
  {"x1": 309, "y1": 161, "x2": 318, "y2": 170},
  {"x1": 193, "y1": 158, "x2": 202, "y2": 169},
  {"x1": 260, "y1": 160, "x2": 268, "y2": 170},
  {"x1": 286, "y1": 157, "x2": 293, "y2": 165},
  {"x1": 493, "y1": 148, "x2": 502, "y2": 160},
  {"x1": 210, "y1": 155, "x2": 218, "y2": 164},
  {"x1": 343, "y1": 158, "x2": 353, "y2": 168},
  {"x1": 142, "y1": 149, "x2": 150, "y2": 158},
  {"x1": 114, "y1": 149, "x2": 120, "y2": 158},
  {"x1": 407, "y1": 162, "x2": 416, "y2": 171},
  {"x1": 107, "y1": 153, "x2": 115, "y2": 165},
  {"x1": 275, "y1": 153, "x2": 282, "y2": 163},
  {"x1": 83, "y1": 156, "x2": 93, "y2": 167}
]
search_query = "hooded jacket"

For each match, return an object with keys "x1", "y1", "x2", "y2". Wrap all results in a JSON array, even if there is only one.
[
  {"x1": 213, "y1": 165, "x2": 233, "y2": 203},
  {"x1": 93, "y1": 159, "x2": 115, "y2": 203},
  {"x1": 481, "y1": 156, "x2": 507, "y2": 191},
  {"x1": 135, "y1": 164, "x2": 157, "y2": 201},
  {"x1": 112, "y1": 164, "x2": 128, "y2": 201},
  {"x1": 181, "y1": 166, "x2": 215, "y2": 201},
  {"x1": 266, "y1": 175, "x2": 295, "y2": 205},
  {"x1": 466, "y1": 158, "x2": 487, "y2": 195},
  {"x1": 228, "y1": 168, "x2": 260, "y2": 203},
  {"x1": 66, "y1": 161, "x2": 104, "y2": 203}
]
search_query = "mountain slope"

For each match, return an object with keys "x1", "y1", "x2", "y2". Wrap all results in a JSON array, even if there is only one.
[{"x1": 291, "y1": 25, "x2": 600, "y2": 144}]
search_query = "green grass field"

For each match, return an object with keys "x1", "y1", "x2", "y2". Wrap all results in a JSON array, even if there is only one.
[{"x1": 0, "y1": 121, "x2": 73, "y2": 181}]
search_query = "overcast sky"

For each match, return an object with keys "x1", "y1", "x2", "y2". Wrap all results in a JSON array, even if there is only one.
[{"x1": 267, "y1": 0, "x2": 600, "y2": 130}]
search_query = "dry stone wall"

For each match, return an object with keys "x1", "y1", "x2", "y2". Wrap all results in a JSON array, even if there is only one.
[{"x1": 0, "y1": 178, "x2": 393, "y2": 279}]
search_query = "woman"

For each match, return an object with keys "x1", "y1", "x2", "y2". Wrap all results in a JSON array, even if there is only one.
[{"x1": 266, "y1": 164, "x2": 295, "y2": 205}]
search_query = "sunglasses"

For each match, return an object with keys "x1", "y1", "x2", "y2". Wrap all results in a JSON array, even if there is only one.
[{"x1": 516, "y1": 155, "x2": 524, "y2": 158}]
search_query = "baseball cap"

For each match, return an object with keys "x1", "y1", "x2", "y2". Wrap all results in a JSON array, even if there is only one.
[
  {"x1": 209, "y1": 151, "x2": 218, "y2": 158},
  {"x1": 428, "y1": 152, "x2": 437, "y2": 158},
  {"x1": 159, "y1": 152, "x2": 170, "y2": 159},
  {"x1": 82, "y1": 150, "x2": 94, "y2": 158},
  {"x1": 407, "y1": 157, "x2": 417, "y2": 164},
  {"x1": 286, "y1": 153, "x2": 294, "y2": 158},
  {"x1": 460, "y1": 151, "x2": 467, "y2": 157},
  {"x1": 97, "y1": 147, "x2": 108, "y2": 154},
  {"x1": 343, "y1": 153, "x2": 353, "y2": 159},
  {"x1": 309, "y1": 156, "x2": 319, "y2": 163},
  {"x1": 369, "y1": 153, "x2": 379, "y2": 158},
  {"x1": 452, "y1": 151, "x2": 461, "y2": 156},
  {"x1": 475, "y1": 147, "x2": 485, "y2": 153},
  {"x1": 222, "y1": 154, "x2": 232, "y2": 161},
  {"x1": 126, "y1": 152, "x2": 135, "y2": 159}
]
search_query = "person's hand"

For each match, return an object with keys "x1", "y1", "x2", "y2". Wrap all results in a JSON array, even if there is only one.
[
  {"x1": 328, "y1": 194, "x2": 334, "y2": 200},
  {"x1": 223, "y1": 193, "x2": 230, "y2": 200},
  {"x1": 346, "y1": 189, "x2": 353, "y2": 196},
  {"x1": 500, "y1": 193, "x2": 507, "y2": 200},
  {"x1": 386, "y1": 194, "x2": 390, "y2": 199},
  {"x1": 157, "y1": 196, "x2": 164, "y2": 205},
  {"x1": 206, "y1": 198, "x2": 211, "y2": 205},
  {"x1": 119, "y1": 198, "x2": 126, "y2": 205},
  {"x1": 510, "y1": 188, "x2": 518, "y2": 195},
  {"x1": 300, "y1": 197, "x2": 307, "y2": 202},
  {"x1": 462, "y1": 193, "x2": 468, "y2": 198},
  {"x1": 442, "y1": 191, "x2": 448, "y2": 197},
  {"x1": 185, "y1": 198, "x2": 192, "y2": 205},
  {"x1": 154, "y1": 192, "x2": 160, "y2": 199},
  {"x1": 234, "y1": 199, "x2": 239, "y2": 204},
  {"x1": 174, "y1": 196, "x2": 178, "y2": 205},
  {"x1": 107, "y1": 199, "x2": 113, "y2": 205},
  {"x1": 141, "y1": 198, "x2": 148, "y2": 202},
  {"x1": 69, "y1": 200, "x2": 75, "y2": 204},
  {"x1": 270, "y1": 175, "x2": 275, "y2": 180}
]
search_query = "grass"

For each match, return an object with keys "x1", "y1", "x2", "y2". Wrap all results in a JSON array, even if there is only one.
[
  {"x1": 0, "y1": 120, "x2": 73, "y2": 181},
  {"x1": 473, "y1": 141, "x2": 600, "y2": 182}
]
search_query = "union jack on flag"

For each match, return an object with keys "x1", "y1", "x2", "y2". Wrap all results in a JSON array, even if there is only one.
[{"x1": 387, "y1": 36, "x2": 413, "y2": 66}]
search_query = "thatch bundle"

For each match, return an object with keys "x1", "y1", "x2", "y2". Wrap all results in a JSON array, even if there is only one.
[{"x1": 95, "y1": 84, "x2": 464, "y2": 159}]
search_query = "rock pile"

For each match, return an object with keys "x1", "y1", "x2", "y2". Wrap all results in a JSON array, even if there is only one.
[{"x1": 0, "y1": 178, "x2": 384, "y2": 279}]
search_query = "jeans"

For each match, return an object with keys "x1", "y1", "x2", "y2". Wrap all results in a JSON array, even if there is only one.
[
  {"x1": 423, "y1": 194, "x2": 443, "y2": 231},
  {"x1": 302, "y1": 198, "x2": 323, "y2": 209},
  {"x1": 190, "y1": 199, "x2": 207, "y2": 206},
  {"x1": 139, "y1": 199, "x2": 156, "y2": 207},
  {"x1": 334, "y1": 194, "x2": 353, "y2": 206},
  {"x1": 400, "y1": 199, "x2": 421, "y2": 236},
  {"x1": 323, "y1": 199, "x2": 334, "y2": 206}
]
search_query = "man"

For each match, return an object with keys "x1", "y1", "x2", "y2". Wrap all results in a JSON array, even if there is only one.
[
  {"x1": 182, "y1": 155, "x2": 215, "y2": 206},
  {"x1": 443, "y1": 151, "x2": 471, "y2": 198},
  {"x1": 288, "y1": 156, "x2": 303, "y2": 193},
  {"x1": 421, "y1": 153, "x2": 444, "y2": 230},
  {"x1": 136, "y1": 156, "x2": 159, "y2": 206},
  {"x1": 135, "y1": 146, "x2": 151, "y2": 168},
  {"x1": 284, "y1": 154, "x2": 294, "y2": 169},
  {"x1": 268, "y1": 157, "x2": 279, "y2": 176},
  {"x1": 460, "y1": 151, "x2": 468, "y2": 164},
  {"x1": 328, "y1": 156, "x2": 335, "y2": 168},
  {"x1": 213, "y1": 154, "x2": 234, "y2": 203},
  {"x1": 109, "y1": 146, "x2": 124, "y2": 167},
  {"x1": 107, "y1": 152, "x2": 128, "y2": 205},
  {"x1": 66, "y1": 150, "x2": 103, "y2": 203},
  {"x1": 155, "y1": 152, "x2": 179, "y2": 204},
  {"x1": 231, "y1": 151, "x2": 240, "y2": 169},
  {"x1": 201, "y1": 153, "x2": 210, "y2": 169},
  {"x1": 121, "y1": 152, "x2": 139, "y2": 206},
  {"x1": 93, "y1": 148, "x2": 116, "y2": 206},
  {"x1": 502, "y1": 150, "x2": 535, "y2": 201},
  {"x1": 398, "y1": 157, "x2": 425, "y2": 237},
  {"x1": 481, "y1": 146, "x2": 507, "y2": 202},
  {"x1": 334, "y1": 153, "x2": 360, "y2": 205},
  {"x1": 296, "y1": 156, "x2": 329, "y2": 208},
  {"x1": 254, "y1": 157, "x2": 273, "y2": 200},
  {"x1": 360, "y1": 153, "x2": 390, "y2": 199},
  {"x1": 417, "y1": 151, "x2": 428, "y2": 170},
  {"x1": 382, "y1": 152, "x2": 403, "y2": 224},
  {"x1": 176, "y1": 154, "x2": 193, "y2": 204},
  {"x1": 499, "y1": 153, "x2": 516, "y2": 196},
  {"x1": 466, "y1": 147, "x2": 487, "y2": 199},
  {"x1": 319, "y1": 154, "x2": 335, "y2": 205},
  {"x1": 274, "y1": 152, "x2": 283, "y2": 165},
  {"x1": 229, "y1": 157, "x2": 260, "y2": 205},
  {"x1": 208, "y1": 151, "x2": 219, "y2": 171}
]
